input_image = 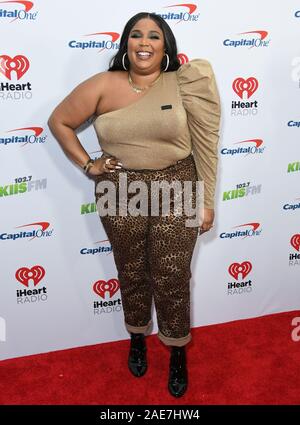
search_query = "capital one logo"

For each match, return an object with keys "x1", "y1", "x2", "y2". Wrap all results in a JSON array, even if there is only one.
[
  {"x1": 0, "y1": 221, "x2": 53, "y2": 242},
  {"x1": 15, "y1": 265, "x2": 45, "y2": 287},
  {"x1": 291, "y1": 234, "x2": 300, "y2": 251},
  {"x1": 0, "y1": 55, "x2": 30, "y2": 80},
  {"x1": 228, "y1": 261, "x2": 252, "y2": 279},
  {"x1": 93, "y1": 279, "x2": 119, "y2": 299},
  {"x1": 69, "y1": 32, "x2": 120, "y2": 53},
  {"x1": 84, "y1": 31, "x2": 119, "y2": 53},
  {"x1": 1, "y1": 126, "x2": 45, "y2": 147},
  {"x1": 232, "y1": 77, "x2": 259, "y2": 99},
  {"x1": 0, "y1": 1, "x2": 36, "y2": 23}
]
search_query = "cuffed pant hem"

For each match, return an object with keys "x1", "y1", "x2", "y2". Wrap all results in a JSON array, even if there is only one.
[
  {"x1": 158, "y1": 331, "x2": 192, "y2": 347},
  {"x1": 125, "y1": 319, "x2": 152, "y2": 335}
]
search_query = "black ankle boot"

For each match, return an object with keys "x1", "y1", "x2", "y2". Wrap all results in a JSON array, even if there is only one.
[
  {"x1": 128, "y1": 333, "x2": 147, "y2": 377},
  {"x1": 168, "y1": 346, "x2": 188, "y2": 397}
]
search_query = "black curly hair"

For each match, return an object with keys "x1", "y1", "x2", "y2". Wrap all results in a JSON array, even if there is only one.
[{"x1": 108, "y1": 12, "x2": 180, "y2": 72}]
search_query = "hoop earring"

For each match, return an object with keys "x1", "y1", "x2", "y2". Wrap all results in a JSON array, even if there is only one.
[
  {"x1": 122, "y1": 52, "x2": 128, "y2": 70},
  {"x1": 163, "y1": 53, "x2": 169, "y2": 72}
]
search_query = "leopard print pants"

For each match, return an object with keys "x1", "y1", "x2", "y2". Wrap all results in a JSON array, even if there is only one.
[{"x1": 94, "y1": 154, "x2": 200, "y2": 347}]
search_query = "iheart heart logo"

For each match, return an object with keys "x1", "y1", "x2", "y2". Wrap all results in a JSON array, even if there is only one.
[
  {"x1": 290, "y1": 234, "x2": 300, "y2": 252},
  {"x1": 15, "y1": 266, "x2": 45, "y2": 287},
  {"x1": 177, "y1": 53, "x2": 189, "y2": 64},
  {"x1": 0, "y1": 55, "x2": 30, "y2": 80},
  {"x1": 228, "y1": 261, "x2": 252, "y2": 280},
  {"x1": 232, "y1": 77, "x2": 258, "y2": 99},
  {"x1": 93, "y1": 279, "x2": 120, "y2": 299}
]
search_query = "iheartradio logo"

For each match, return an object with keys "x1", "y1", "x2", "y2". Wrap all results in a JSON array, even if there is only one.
[
  {"x1": 0, "y1": 55, "x2": 30, "y2": 80},
  {"x1": 290, "y1": 234, "x2": 300, "y2": 251},
  {"x1": 177, "y1": 53, "x2": 189, "y2": 64},
  {"x1": 228, "y1": 261, "x2": 252, "y2": 280},
  {"x1": 232, "y1": 77, "x2": 258, "y2": 99},
  {"x1": 93, "y1": 278, "x2": 119, "y2": 299},
  {"x1": 15, "y1": 265, "x2": 45, "y2": 287}
]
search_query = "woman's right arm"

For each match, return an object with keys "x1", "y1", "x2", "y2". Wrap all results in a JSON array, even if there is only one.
[{"x1": 48, "y1": 72, "x2": 120, "y2": 175}]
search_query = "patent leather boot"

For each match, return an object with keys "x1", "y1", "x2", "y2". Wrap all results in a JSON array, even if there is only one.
[
  {"x1": 128, "y1": 333, "x2": 147, "y2": 377},
  {"x1": 168, "y1": 346, "x2": 188, "y2": 397}
]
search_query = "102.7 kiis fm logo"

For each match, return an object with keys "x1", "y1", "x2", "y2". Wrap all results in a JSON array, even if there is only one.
[
  {"x1": 93, "y1": 278, "x2": 122, "y2": 315},
  {"x1": 15, "y1": 265, "x2": 48, "y2": 304},
  {"x1": 287, "y1": 160, "x2": 300, "y2": 174},
  {"x1": 0, "y1": 54, "x2": 33, "y2": 100},
  {"x1": 222, "y1": 181, "x2": 262, "y2": 202},
  {"x1": 0, "y1": 174, "x2": 47, "y2": 198}
]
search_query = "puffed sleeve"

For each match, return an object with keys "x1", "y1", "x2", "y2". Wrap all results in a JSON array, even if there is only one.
[{"x1": 177, "y1": 59, "x2": 221, "y2": 209}]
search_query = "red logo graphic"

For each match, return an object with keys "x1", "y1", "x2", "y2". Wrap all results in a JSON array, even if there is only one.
[
  {"x1": 234, "y1": 139, "x2": 263, "y2": 148},
  {"x1": 232, "y1": 77, "x2": 258, "y2": 99},
  {"x1": 0, "y1": 55, "x2": 30, "y2": 80},
  {"x1": 0, "y1": 1, "x2": 33, "y2": 11},
  {"x1": 291, "y1": 234, "x2": 300, "y2": 252},
  {"x1": 233, "y1": 222, "x2": 260, "y2": 230},
  {"x1": 93, "y1": 279, "x2": 120, "y2": 299},
  {"x1": 15, "y1": 221, "x2": 50, "y2": 240},
  {"x1": 177, "y1": 53, "x2": 189, "y2": 64},
  {"x1": 228, "y1": 261, "x2": 252, "y2": 280},
  {"x1": 239, "y1": 30, "x2": 268, "y2": 40},
  {"x1": 164, "y1": 3, "x2": 197, "y2": 14},
  {"x1": 84, "y1": 31, "x2": 119, "y2": 42},
  {"x1": 15, "y1": 265, "x2": 45, "y2": 287},
  {"x1": 7, "y1": 126, "x2": 43, "y2": 136}
]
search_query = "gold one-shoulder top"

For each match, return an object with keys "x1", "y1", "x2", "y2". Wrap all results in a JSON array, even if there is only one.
[{"x1": 93, "y1": 59, "x2": 221, "y2": 209}]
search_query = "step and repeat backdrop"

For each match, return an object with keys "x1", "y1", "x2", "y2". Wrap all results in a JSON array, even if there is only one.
[{"x1": 0, "y1": 1, "x2": 299, "y2": 360}]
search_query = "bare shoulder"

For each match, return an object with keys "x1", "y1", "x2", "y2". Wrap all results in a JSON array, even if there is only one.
[
  {"x1": 77, "y1": 70, "x2": 110, "y2": 90},
  {"x1": 77, "y1": 70, "x2": 125, "y2": 94},
  {"x1": 94, "y1": 70, "x2": 126, "y2": 87}
]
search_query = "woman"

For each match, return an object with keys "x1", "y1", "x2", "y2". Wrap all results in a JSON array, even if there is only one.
[{"x1": 48, "y1": 12, "x2": 221, "y2": 398}]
